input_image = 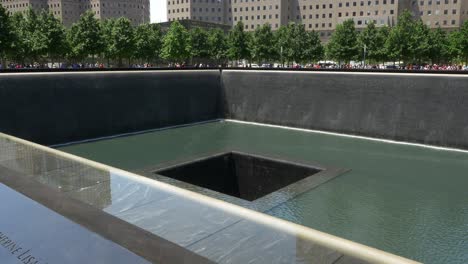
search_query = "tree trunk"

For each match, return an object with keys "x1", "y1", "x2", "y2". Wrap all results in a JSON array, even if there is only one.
[{"x1": 1, "y1": 57, "x2": 6, "y2": 69}]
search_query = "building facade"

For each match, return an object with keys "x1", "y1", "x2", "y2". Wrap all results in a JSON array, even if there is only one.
[
  {"x1": 0, "y1": 0, "x2": 150, "y2": 26},
  {"x1": 159, "y1": 19, "x2": 232, "y2": 33},
  {"x1": 167, "y1": 0, "x2": 467, "y2": 41},
  {"x1": 167, "y1": 0, "x2": 229, "y2": 24},
  {"x1": 410, "y1": 0, "x2": 467, "y2": 30}
]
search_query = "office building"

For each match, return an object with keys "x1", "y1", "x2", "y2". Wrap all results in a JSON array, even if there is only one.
[
  {"x1": 1, "y1": 0, "x2": 150, "y2": 26},
  {"x1": 167, "y1": 0, "x2": 467, "y2": 41}
]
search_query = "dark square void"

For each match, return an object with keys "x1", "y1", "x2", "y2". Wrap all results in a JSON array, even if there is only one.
[{"x1": 155, "y1": 152, "x2": 322, "y2": 201}]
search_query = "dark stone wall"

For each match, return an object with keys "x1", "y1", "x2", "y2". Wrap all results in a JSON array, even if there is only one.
[
  {"x1": 2, "y1": 70, "x2": 468, "y2": 149},
  {"x1": 222, "y1": 70, "x2": 468, "y2": 149},
  {"x1": 0, "y1": 71, "x2": 222, "y2": 145}
]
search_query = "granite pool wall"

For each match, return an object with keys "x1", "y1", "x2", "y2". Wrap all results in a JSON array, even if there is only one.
[
  {"x1": 0, "y1": 70, "x2": 222, "y2": 145},
  {"x1": 222, "y1": 70, "x2": 468, "y2": 149},
  {"x1": 1, "y1": 69, "x2": 468, "y2": 149}
]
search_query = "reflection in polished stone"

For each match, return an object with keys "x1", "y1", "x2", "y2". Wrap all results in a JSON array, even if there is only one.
[
  {"x1": 67, "y1": 173, "x2": 173, "y2": 214},
  {"x1": 0, "y1": 142, "x2": 77, "y2": 177},
  {"x1": 0, "y1": 183, "x2": 150, "y2": 264},
  {"x1": 35, "y1": 165, "x2": 110, "y2": 192},
  {"x1": 188, "y1": 218, "x2": 356, "y2": 264},
  {"x1": 0, "y1": 137, "x2": 38, "y2": 162},
  {"x1": 0, "y1": 137, "x2": 111, "y2": 192},
  {"x1": 115, "y1": 195, "x2": 241, "y2": 247}
]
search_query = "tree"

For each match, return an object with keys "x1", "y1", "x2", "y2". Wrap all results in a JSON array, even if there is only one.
[
  {"x1": 244, "y1": 31, "x2": 254, "y2": 64},
  {"x1": 0, "y1": 5, "x2": 14, "y2": 68},
  {"x1": 20, "y1": 9, "x2": 45, "y2": 63},
  {"x1": 207, "y1": 28, "x2": 228, "y2": 66},
  {"x1": 133, "y1": 23, "x2": 162, "y2": 64},
  {"x1": 303, "y1": 30, "x2": 324, "y2": 64},
  {"x1": 274, "y1": 24, "x2": 293, "y2": 66},
  {"x1": 68, "y1": 11, "x2": 103, "y2": 63},
  {"x1": 249, "y1": 24, "x2": 275, "y2": 64},
  {"x1": 326, "y1": 19, "x2": 359, "y2": 64},
  {"x1": 161, "y1": 21, "x2": 190, "y2": 64},
  {"x1": 428, "y1": 27, "x2": 449, "y2": 64},
  {"x1": 447, "y1": 30, "x2": 462, "y2": 63},
  {"x1": 290, "y1": 23, "x2": 310, "y2": 63},
  {"x1": 189, "y1": 27, "x2": 209, "y2": 65},
  {"x1": 274, "y1": 23, "x2": 308, "y2": 65},
  {"x1": 460, "y1": 20, "x2": 468, "y2": 64},
  {"x1": 227, "y1": 21, "x2": 249, "y2": 64},
  {"x1": 374, "y1": 26, "x2": 390, "y2": 63},
  {"x1": 9, "y1": 12, "x2": 30, "y2": 64},
  {"x1": 100, "y1": 18, "x2": 115, "y2": 66},
  {"x1": 358, "y1": 21, "x2": 380, "y2": 64},
  {"x1": 38, "y1": 11, "x2": 67, "y2": 64},
  {"x1": 105, "y1": 17, "x2": 135, "y2": 67},
  {"x1": 385, "y1": 11, "x2": 415, "y2": 64},
  {"x1": 410, "y1": 19, "x2": 431, "y2": 64}
]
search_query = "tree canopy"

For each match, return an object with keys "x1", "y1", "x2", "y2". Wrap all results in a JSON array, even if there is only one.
[
  {"x1": 249, "y1": 24, "x2": 275, "y2": 63},
  {"x1": 207, "y1": 28, "x2": 228, "y2": 64},
  {"x1": 326, "y1": 19, "x2": 359, "y2": 63},
  {"x1": 0, "y1": 5, "x2": 14, "y2": 68},
  {"x1": 161, "y1": 21, "x2": 190, "y2": 64},
  {"x1": 134, "y1": 23, "x2": 162, "y2": 63},
  {"x1": 1, "y1": 8, "x2": 468, "y2": 68},
  {"x1": 39, "y1": 11, "x2": 67, "y2": 61},
  {"x1": 188, "y1": 27, "x2": 209, "y2": 63},
  {"x1": 385, "y1": 11, "x2": 415, "y2": 63},
  {"x1": 68, "y1": 11, "x2": 103, "y2": 61},
  {"x1": 105, "y1": 17, "x2": 135, "y2": 67},
  {"x1": 303, "y1": 30, "x2": 324, "y2": 63},
  {"x1": 358, "y1": 22, "x2": 385, "y2": 63},
  {"x1": 273, "y1": 23, "x2": 324, "y2": 65},
  {"x1": 227, "y1": 22, "x2": 249, "y2": 63}
]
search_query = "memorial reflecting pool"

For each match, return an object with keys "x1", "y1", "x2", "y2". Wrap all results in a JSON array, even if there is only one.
[{"x1": 59, "y1": 121, "x2": 468, "y2": 264}]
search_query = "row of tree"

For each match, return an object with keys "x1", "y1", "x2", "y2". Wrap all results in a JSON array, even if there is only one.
[
  {"x1": 1, "y1": 6, "x2": 468, "y2": 68},
  {"x1": 329, "y1": 11, "x2": 468, "y2": 65},
  {"x1": 162, "y1": 20, "x2": 324, "y2": 66},
  {"x1": 0, "y1": 7, "x2": 163, "y2": 68}
]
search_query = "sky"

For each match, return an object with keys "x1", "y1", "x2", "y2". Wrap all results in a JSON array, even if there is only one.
[{"x1": 151, "y1": 0, "x2": 167, "y2": 23}]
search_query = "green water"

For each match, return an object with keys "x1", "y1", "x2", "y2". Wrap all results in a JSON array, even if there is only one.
[{"x1": 59, "y1": 121, "x2": 468, "y2": 264}]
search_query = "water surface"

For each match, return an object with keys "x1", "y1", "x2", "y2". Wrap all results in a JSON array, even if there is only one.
[{"x1": 59, "y1": 121, "x2": 468, "y2": 264}]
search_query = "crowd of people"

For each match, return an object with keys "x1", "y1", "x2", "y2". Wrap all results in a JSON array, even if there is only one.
[
  {"x1": 0, "y1": 62, "x2": 158, "y2": 69},
  {"x1": 1, "y1": 62, "x2": 467, "y2": 71},
  {"x1": 304, "y1": 63, "x2": 468, "y2": 71}
]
